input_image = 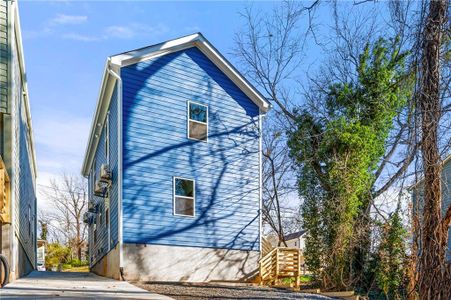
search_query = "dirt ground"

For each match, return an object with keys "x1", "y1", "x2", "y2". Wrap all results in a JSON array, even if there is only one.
[{"x1": 132, "y1": 282, "x2": 334, "y2": 300}]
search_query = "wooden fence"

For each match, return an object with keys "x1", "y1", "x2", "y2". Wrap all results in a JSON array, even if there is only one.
[{"x1": 259, "y1": 247, "x2": 302, "y2": 288}]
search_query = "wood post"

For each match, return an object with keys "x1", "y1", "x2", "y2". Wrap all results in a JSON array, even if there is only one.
[
  {"x1": 275, "y1": 248, "x2": 279, "y2": 285},
  {"x1": 296, "y1": 248, "x2": 301, "y2": 289}
]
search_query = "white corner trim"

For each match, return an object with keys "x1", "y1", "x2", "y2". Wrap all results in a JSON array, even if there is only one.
[{"x1": 106, "y1": 66, "x2": 124, "y2": 270}]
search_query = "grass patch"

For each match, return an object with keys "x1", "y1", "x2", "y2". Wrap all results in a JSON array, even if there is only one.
[
  {"x1": 63, "y1": 266, "x2": 90, "y2": 272},
  {"x1": 281, "y1": 275, "x2": 314, "y2": 285}
]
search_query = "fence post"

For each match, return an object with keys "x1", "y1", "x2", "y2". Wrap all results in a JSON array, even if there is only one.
[
  {"x1": 275, "y1": 248, "x2": 279, "y2": 285},
  {"x1": 296, "y1": 248, "x2": 301, "y2": 289}
]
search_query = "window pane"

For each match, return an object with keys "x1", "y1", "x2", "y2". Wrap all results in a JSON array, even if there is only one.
[
  {"x1": 189, "y1": 103, "x2": 207, "y2": 123},
  {"x1": 175, "y1": 178, "x2": 194, "y2": 197},
  {"x1": 189, "y1": 121, "x2": 207, "y2": 141},
  {"x1": 175, "y1": 197, "x2": 194, "y2": 216}
]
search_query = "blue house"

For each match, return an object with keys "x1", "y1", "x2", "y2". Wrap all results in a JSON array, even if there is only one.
[{"x1": 81, "y1": 33, "x2": 270, "y2": 282}]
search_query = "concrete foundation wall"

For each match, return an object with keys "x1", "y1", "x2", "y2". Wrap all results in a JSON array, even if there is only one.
[
  {"x1": 91, "y1": 244, "x2": 120, "y2": 280},
  {"x1": 123, "y1": 243, "x2": 260, "y2": 282}
]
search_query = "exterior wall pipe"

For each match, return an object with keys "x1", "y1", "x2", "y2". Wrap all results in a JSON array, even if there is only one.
[{"x1": 106, "y1": 59, "x2": 124, "y2": 278}]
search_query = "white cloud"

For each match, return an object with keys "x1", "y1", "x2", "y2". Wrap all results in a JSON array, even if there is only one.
[
  {"x1": 23, "y1": 14, "x2": 88, "y2": 40},
  {"x1": 62, "y1": 22, "x2": 170, "y2": 42},
  {"x1": 104, "y1": 25, "x2": 136, "y2": 39},
  {"x1": 62, "y1": 33, "x2": 101, "y2": 42},
  {"x1": 50, "y1": 14, "x2": 88, "y2": 25},
  {"x1": 103, "y1": 23, "x2": 170, "y2": 40}
]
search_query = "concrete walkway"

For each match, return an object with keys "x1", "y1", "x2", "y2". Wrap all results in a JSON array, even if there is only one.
[{"x1": 0, "y1": 271, "x2": 172, "y2": 299}]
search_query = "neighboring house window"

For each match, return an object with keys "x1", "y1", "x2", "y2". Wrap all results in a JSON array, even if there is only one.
[
  {"x1": 173, "y1": 177, "x2": 195, "y2": 216},
  {"x1": 188, "y1": 101, "x2": 208, "y2": 141},
  {"x1": 106, "y1": 208, "x2": 109, "y2": 226}
]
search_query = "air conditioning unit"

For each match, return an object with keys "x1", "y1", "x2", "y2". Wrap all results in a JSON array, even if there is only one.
[
  {"x1": 100, "y1": 164, "x2": 112, "y2": 182},
  {"x1": 88, "y1": 199, "x2": 99, "y2": 214},
  {"x1": 83, "y1": 212, "x2": 96, "y2": 225},
  {"x1": 94, "y1": 181, "x2": 105, "y2": 197}
]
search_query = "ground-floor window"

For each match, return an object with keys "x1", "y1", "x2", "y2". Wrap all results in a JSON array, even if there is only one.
[{"x1": 173, "y1": 177, "x2": 195, "y2": 217}]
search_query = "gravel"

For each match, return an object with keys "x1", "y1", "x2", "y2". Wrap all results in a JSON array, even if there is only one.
[{"x1": 132, "y1": 282, "x2": 334, "y2": 300}]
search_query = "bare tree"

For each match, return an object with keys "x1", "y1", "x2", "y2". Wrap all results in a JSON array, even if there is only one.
[
  {"x1": 261, "y1": 116, "x2": 298, "y2": 246},
  {"x1": 40, "y1": 174, "x2": 88, "y2": 261}
]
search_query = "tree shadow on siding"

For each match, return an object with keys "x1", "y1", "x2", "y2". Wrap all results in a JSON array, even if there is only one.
[{"x1": 120, "y1": 47, "x2": 261, "y2": 281}]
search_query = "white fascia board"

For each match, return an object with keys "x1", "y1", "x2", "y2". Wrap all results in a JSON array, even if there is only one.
[
  {"x1": 110, "y1": 33, "x2": 270, "y2": 113},
  {"x1": 81, "y1": 62, "x2": 117, "y2": 177}
]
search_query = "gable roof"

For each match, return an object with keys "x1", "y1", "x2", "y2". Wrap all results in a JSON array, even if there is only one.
[
  {"x1": 82, "y1": 33, "x2": 270, "y2": 177},
  {"x1": 284, "y1": 230, "x2": 307, "y2": 241},
  {"x1": 110, "y1": 32, "x2": 270, "y2": 111}
]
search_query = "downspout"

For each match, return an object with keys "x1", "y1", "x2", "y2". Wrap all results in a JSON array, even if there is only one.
[
  {"x1": 258, "y1": 110, "x2": 264, "y2": 256},
  {"x1": 106, "y1": 59, "x2": 124, "y2": 280}
]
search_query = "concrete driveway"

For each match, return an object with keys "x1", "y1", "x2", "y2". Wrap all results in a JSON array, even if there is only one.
[{"x1": 0, "y1": 271, "x2": 172, "y2": 299}]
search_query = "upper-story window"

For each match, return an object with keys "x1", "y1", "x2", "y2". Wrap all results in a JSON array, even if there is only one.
[
  {"x1": 188, "y1": 101, "x2": 208, "y2": 141},
  {"x1": 173, "y1": 177, "x2": 195, "y2": 217}
]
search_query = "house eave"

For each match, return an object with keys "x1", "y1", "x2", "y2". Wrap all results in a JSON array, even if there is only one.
[{"x1": 81, "y1": 61, "x2": 118, "y2": 177}]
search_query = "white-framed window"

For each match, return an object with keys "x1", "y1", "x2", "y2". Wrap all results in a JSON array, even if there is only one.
[
  {"x1": 187, "y1": 101, "x2": 208, "y2": 141},
  {"x1": 173, "y1": 177, "x2": 195, "y2": 217}
]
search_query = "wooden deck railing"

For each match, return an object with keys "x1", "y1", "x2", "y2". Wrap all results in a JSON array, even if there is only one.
[{"x1": 259, "y1": 247, "x2": 302, "y2": 288}]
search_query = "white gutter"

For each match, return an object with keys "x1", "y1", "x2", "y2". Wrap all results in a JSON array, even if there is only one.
[
  {"x1": 258, "y1": 110, "x2": 265, "y2": 255},
  {"x1": 106, "y1": 60, "x2": 124, "y2": 277}
]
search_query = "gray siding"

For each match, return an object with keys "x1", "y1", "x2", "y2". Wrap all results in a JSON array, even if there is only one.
[
  {"x1": 3, "y1": 0, "x2": 37, "y2": 274},
  {"x1": 441, "y1": 160, "x2": 451, "y2": 261},
  {"x1": 0, "y1": 1, "x2": 7, "y2": 112},
  {"x1": 412, "y1": 160, "x2": 451, "y2": 262}
]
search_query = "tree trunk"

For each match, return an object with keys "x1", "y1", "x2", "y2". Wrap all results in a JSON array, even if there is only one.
[
  {"x1": 76, "y1": 220, "x2": 82, "y2": 261},
  {"x1": 418, "y1": 0, "x2": 450, "y2": 299}
]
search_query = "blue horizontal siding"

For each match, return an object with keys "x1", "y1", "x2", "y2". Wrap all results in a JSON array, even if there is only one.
[
  {"x1": 88, "y1": 84, "x2": 119, "y2": 266},
  {"x1": 122, "y1": 46, "x2": 260, "y2": 251}
]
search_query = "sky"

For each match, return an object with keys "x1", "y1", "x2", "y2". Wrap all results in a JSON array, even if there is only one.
[
  {"x1": 19, "y1": 1, "x2": 282, "y2": 209},
  {"x1": 19, "y1": 1, "x2": 394, "y2": 213}
]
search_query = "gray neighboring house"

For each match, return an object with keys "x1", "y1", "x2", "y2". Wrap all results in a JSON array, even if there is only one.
[
  {"x1": 283, "y1": 230, "x2": 306, "y2": 250},
  {"x1": 0, "y1": 0, "x2": 37, "y2": 281},
  {"x1": 267, "y1": 230, "x2": 307, "y2": 250},
  {"x1": 411, "y1": 156, "x2": 451, "y2": 262}
]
